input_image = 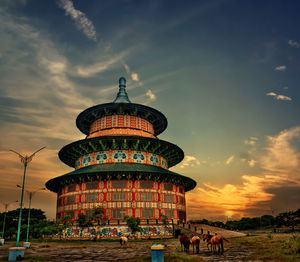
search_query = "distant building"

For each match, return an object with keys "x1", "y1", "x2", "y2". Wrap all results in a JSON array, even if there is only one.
[{"x1": 46, "y1": 77, "x2": 196, "y2": 237}]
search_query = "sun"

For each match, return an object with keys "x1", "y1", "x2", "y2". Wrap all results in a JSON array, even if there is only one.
[{"x1": 225, "y1": 210, "x2": 233, "y2": 218}]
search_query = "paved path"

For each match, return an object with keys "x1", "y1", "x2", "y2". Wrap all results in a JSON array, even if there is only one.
[
  {"x1": 0, "y1": 238, "x2": 254, "y2": 261},
  {"x1": 0, "y1": 241, "x2": 176, "y2": 261},
  {"x1": 176, "y1": 223, "x2": 246, "y2": 238}
]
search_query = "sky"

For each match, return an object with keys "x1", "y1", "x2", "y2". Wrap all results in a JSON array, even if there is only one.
[{"x1": 0, "y1": 0, "x2": 299, "y2": 221}]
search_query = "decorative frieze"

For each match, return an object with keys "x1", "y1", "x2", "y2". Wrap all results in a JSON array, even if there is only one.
[{"x1": 75, "y1": 150, "x2": 168, "y2": 169}]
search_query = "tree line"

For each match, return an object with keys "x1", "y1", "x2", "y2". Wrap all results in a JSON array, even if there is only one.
[
  {"x1": 0, "y1": 207, "x2": 106, "y2": 239},
  {"x1": 189, "y1": 208, "x2": 300, "y2": 231},
  {"x1": 0, "y1": 208, "x2": 56, "y2": 239},
  {"x1": 1, "y1": 208, "x2": 299, "y2": 239},
  {"x1": 0, "y1": 207, "x2": 145, "y2": 239}
]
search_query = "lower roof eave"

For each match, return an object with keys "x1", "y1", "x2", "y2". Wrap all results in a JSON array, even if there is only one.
[{"x1": 45, "y1": 163, "x2": 197, "y2": 193}]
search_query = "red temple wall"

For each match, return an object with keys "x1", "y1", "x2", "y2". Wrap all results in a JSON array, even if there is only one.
[
  {"x1": 88, "y1": 115, "x2": 155, "y2": 138},
  {"x1": 56, "y1": 180, "x2": 186, "y2": 222}
]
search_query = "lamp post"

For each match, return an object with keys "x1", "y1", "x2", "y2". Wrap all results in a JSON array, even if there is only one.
[
  {"x1": 8, "y1": 146, "x2": 45, "y2": 261},
  {"x1": 16, "y1": 186, "x2": 45, "y2": 246},
  {"x1": 1, "y1": 200, "x2": 18, "y2": 245}
]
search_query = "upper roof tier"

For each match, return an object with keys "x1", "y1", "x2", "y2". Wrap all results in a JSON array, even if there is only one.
[{"x1": 76, "y1": 77, "x2": 168, "y2": 136}]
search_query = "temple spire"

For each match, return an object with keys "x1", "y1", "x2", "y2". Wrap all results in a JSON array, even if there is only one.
[{"x1": 113, "y1": 77, "x2": 131, "y2": 103}]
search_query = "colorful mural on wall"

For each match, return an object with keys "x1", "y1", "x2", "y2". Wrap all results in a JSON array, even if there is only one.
[{"x1": 63, "y1": 225, "x2": 173, "y2": 238}]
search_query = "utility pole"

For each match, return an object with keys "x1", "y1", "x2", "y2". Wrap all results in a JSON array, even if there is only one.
[
  {"x1": 1, "y1": 200, "x2": 18, "y2": 244},
  {"x1": 16, "y1": 186, "x2": 45, "y2": 244},
  {"x1": 10, "y1": 147, "x2": 46, "y2": 248}
]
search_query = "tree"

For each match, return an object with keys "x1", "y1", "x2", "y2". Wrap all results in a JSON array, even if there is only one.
[
  {"x1": 190, "y1": 219, "x2": 210, "y2": 225},
  {"x1": 56, "y1": 214, "x2": 73, "y2": 239},
  {"x1": 91, "y1": 207, "x2": 105, "y2": 225},
  {"x1": 0, "y1": 208, "x2": 47, "y2": 239},
  {"x1": 276, "y1": 210, "x2": 300, "y2": 232},
  {"x1": 260, "y1": 215, "x2": 275, "y2": 227},
  {"x1": 90, "y1": 207, "x2": 105, "y2": 239},
  {"x1": 160, "y1": 213, "x2": 169, "y2": 225},
  {"x1": 34, "y1": 220, "x2": 58, "y2": 238},
  {"x1": 294, "y1": 208, "x2": 300, "y2": 225},
  {"x1": 123, "y1": 216, "x2": 141, "y2": 235},
  {"x1": 213, "y1": 221, "x2": 225, "y2": 228},
  {"x1": 77, "y1": 214, "x2": 93, "y2": 236},
  {"x1": 225, "y1": 220, "x2": 239, "y2": 230}
]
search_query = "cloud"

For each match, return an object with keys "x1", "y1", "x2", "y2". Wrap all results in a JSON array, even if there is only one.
[
  {"x1": 186, "y1": 175, "x2": 276, "y2": 219},
  {"x1": 58, "y1": 0, "x2": 97, "y2": 41},
  {"x1": 146, "y1": 89, "x2": 156, "y2": 101},
  {"x1": 283, "y1": 86, "x2": 288, "y2": 90},
  {"x1": 0, "y1": 5, "x2": 151, "y2": 218},
  {"x1": 288, "y1": 39, "x2": 300, "y2": 48},
  {"x1": 76, "y1": 52, "x2": 128, "y2": 77},
  {"x1": 274, "y1": 65, "x2": 286, "y2": 71},
  {"x1": 248, "y1": 159, "x2": 256, "y2": 167},
  {"x1": 179, "y1": 155, "x2": 201, "y2": 168},
  {"x1": 276, "y1": 95, "x2": 292, "y2": 101},
  {"x1": 225, "y1": 155, "x2": 234, "y2": 165},
  {"x1": 123, "y1": 63, "x2": 130, "y2": 73},
  {"x1": 131, "y1": 73, "x2": 139, "y2": 81},
  {"x1": 186, "y1": 172, "x2": 298, "y2": 219},
  {"x1": 244, "y1": 137, "x2": 258, "y2": 146},
  {"x1": 261, "y1": 126, "x2": 300, "y2": 174},
  {"x1": 266, "y1": 92, "x2": 292, "y2": 101},
  {"x1": 0, "y1": 7, "x2": 103, "y2": 217},
  {"x1": 186, "y1": 126, "x2": 300, "y2": 219},
  {"x1": 123, "y1": 63, "x2": 140, "y2": 82},
  {"x1": 266, "y1": 186, "x2": 300, "y2": 213},
  {"x1": 266, "y1": 92, "x2": 277, "y2": 97}
]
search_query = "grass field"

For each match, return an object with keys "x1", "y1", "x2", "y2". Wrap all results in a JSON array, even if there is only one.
[
  {"x1": 236, "y1": 233, "x2": 300, "y2": 262},
  {"x1": 130, "y1": 233, "x2": 300, "y2": 262}
]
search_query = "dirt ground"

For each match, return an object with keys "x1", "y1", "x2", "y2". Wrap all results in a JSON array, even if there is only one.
[{"x1": 0, "y1": 237, "x2": 254, "y2": 262}]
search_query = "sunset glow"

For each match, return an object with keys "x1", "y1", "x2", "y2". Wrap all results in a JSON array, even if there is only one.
[{"x1": 0, "y1": 0, "x2": 300, "y2": 221}]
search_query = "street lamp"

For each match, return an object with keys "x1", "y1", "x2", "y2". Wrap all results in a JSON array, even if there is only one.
[
  {"x1": 10, "y1": 147, "x2": 46, "y2": 248},
  {"x1": 1, "y1": 200, "x2": 18, "y2": 245},
  {"x1": 16, "y1": 185, "x2": 46, "y2": 245}
]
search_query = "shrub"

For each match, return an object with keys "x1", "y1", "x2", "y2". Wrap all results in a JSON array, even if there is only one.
[{"x1": 284, "y1": 235, "x2": 300, "y2": 254}]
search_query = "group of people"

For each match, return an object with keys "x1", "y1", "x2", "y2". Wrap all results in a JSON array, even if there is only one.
[{"x1": 179, "y1": 232, "x2": 229, "y2": 255}]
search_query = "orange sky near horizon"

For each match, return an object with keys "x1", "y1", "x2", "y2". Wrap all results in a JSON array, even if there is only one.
[{"x1": 1, "y1": 126, "x2": 300, "y2": 221}]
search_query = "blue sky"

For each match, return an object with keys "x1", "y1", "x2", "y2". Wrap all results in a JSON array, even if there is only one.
[{"x1": 0, "y1": 0, "x2": 299, "y2": 220}]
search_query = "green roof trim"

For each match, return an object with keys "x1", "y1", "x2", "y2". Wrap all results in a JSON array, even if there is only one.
[
  {"x1": 58, "y1": 135, "x2": 184, "y2": 168},
  {"x1": 45, "y1": 163, "x2": 197, "y2": 193}
]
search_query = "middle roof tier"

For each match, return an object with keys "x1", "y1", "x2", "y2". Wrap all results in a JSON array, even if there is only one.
[{"x1": 59, "y1": 135, "x2": 184, "y2": 169}]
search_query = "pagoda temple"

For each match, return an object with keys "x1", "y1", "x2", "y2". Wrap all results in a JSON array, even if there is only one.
[{"x1": 46, "y1": 77, "x2": 196, "y2": 237}]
